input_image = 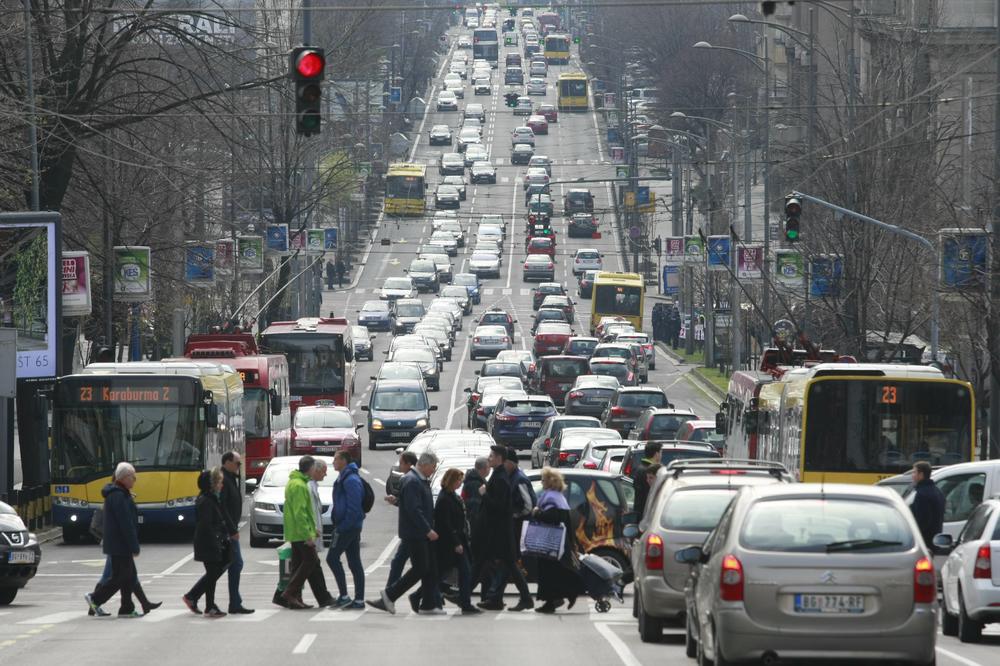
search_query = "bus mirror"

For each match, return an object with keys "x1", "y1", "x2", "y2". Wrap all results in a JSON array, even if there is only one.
[
  {"x1": 269, "y1": 388, "x2": 282, "y2": 416},
  {"x1": 715, "y1": 411, "x2": 728, "y2": 436},
  {"x1": 744, "y1": 410, "x2": 759, "y2": 433},
  {"x1": 205, "y1": 404, "x2": 219, "y2": 429}
]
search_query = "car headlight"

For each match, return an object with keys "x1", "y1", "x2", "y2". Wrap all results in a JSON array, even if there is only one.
[
  {"x1": 371, "y1": 419, "x2": 383, "y2": 430},
  {"x1": 427, "y1": 367, "x2": 438, "y2": 376},
  {"x1": 254, "y1": 502, "x2": 277, "y2": 512},
  {"x1": 415, "y1": 418, "x2": 428, "y2": 428}
]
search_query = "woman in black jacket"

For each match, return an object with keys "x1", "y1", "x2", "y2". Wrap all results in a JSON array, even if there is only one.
[
  {"x1": 532, "y1": 467, "x2": 585, "y2": 614},
  {"x1": 181, "y1": 468, "x2": 231, "y2": 618},
  {"x1": 435, "y1": 468, "x2": 481, "y2": 615}
]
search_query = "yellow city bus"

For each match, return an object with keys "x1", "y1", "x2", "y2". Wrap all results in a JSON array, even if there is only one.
[
  {"x1": 384, "y1": 163, "x2": 427, "y2": 216},
  {"x1": 51, "y1": 361, "x2": 245, "y2": 542},
  {"x1": 557, "y1": 72, "x2": 589, "y2": 111},
  {"x1": 543, "y1": 34, "x2": 570, "y2": 65},
  {"x1": 590, "y1": 271, "x2": 644, "y2": 334},
  {"x1": 745, "y1": 364, "x2": 975, "y2": 485}
]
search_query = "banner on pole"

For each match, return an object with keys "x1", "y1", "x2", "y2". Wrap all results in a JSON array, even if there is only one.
[
  {"x1": 663, "y1": 237, "x2": 685, "y2": 264},
  {"x1": 775, "y1": 249, "x2": 804, "y2": 290},
  {"x1": 707, "y1": 235, "x2": 730, "y2": 271},
  {"x1": 237, "y1": 236, "x2": 264, "y2": 274},
  {"x1": 184, "y1": 242, "x2": 215, "y2": 286},
  {"x1": 939, "y1": 228, "x2": 988, "y2": 292},
  {"x1": 662, "y1": 265, "x2": 680, "y2": 296},
  {"x1": 62, "y1": 251, "x2": 92, "y2": 316},
  {"x1": 324, "y1": 228, "x2": 338, "y2": 251},
  {"x1": 683, "y1": 235, "x2": 704, "y2": 262},
  {"x1": 306, "y1": 229, "x2": 325, "y2": 254},
  {"x1": 113, "y1": 246, "x2": 152, "y2": 302},
  {"x1": 810, "y1": 254, "x2": 843, "y2": 297},
  {"x1": 266, "y1": 224, "x2": 289, "y2": 255},
  {"x1": 215, "y1": 238, "x2": 234, "y2": 273},
  {"x1": 737, "y1": 246, "x2": 763, "y2": 279}
]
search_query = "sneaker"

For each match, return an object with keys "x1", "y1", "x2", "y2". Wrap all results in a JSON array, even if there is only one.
[
  {"x1": 535, "y1": 602, "x2": 557, "y2": 614},
  {"x1": 228, "y1": 606, "x2": 255, "y2": 615},
  {"x1": 421, "y1": 607, "x2": 447, "y2": 616},
  {"x1": 461, "y1": 606, "x2": 483, "y2": 615},
  {"x1": 117, "y1": 609, "x2": 143, "y2": 618},
  {"x1": 204, "y1": 607, "x2": 227, "y2": 619},
  {"x1": 181, "y1": 595, "x2": 201, "y2": 615},
  {"x1": 443, "y1": 592, "x2": 461, "y2": 606},
  {"x1": 342, "y1": 600, "x2": 365, "y2": 610},
  {"x1": 85, "y1": 594, "x2": 110, "y2": 618},
  {"x1": 334, "y1": 595, "x2": 353, "y2": 609}
]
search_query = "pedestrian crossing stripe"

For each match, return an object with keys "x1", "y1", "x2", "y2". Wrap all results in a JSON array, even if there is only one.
[
  {"x1": 502, "y1": 288, "x2": 512, "y2": 295},
  {"x1": 482, "y1": 288, "x2": 495, "y2": 295}
]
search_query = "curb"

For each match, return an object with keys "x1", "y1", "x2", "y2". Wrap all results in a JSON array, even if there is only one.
[
  {"x1": 36, "y1": 526, "x2": 63, "y2": 546},
  {"x1": 657, "y1": 342, "x2": 726, "y2": 404}
]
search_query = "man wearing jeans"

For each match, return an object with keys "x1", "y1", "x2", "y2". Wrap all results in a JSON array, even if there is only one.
[
  {"x1": 220, "y1": 451, "x2": 253, "y2": 614},
  {"x1": 368, "y1": 452, "x2": 441, "y2": 615},
  {"x1": 327, "y1": 451, "x2": 366, "y2": 609}
]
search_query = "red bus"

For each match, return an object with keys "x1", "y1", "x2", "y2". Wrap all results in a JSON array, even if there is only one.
[
  {"x1": 716, "y1": 370, "x2": 773, "y2": 460},
  {"x1": 536, "y1": 11, "x2": 561, "y2": 33},
  {"x1": 259, "y1": 317, "x2": 354, "y2": 416},
  {"x1": 182, "y1": 332, "x2": 292, "y2": 479}
]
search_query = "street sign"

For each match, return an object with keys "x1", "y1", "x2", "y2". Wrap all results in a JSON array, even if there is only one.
[
  {"x1": 390, "y1": 87, "x2": 402, "y2": 104},
  {"x1": 616, "y1": 165, "x2": 629, "y2": 179},
  {"x1": 629, "y1": 226, "x2": 641, "y2": 240}
]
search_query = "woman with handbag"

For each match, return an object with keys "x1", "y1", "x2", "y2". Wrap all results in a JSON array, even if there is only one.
[
  {"x1": 182, "y1": 468, "x2": 232, "y2": 618},
  {"x1": 433, "y1": 468, "x2": 482, "y2": 615},
  {"x1": 532, "y1": 467, "x2": 585, "y2": 614}
]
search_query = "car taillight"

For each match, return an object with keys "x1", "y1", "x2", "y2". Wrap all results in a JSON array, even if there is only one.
[
  {"x1": 502, "y1": 336, "x2": 509, "y2": 343},
  {"x1": 914, "y1": 557, "x2": 935, "y2": 602},
  {"x1": 610, "y1": 406, "x2": 627, "y2": 416},
  {"x1": 583, "y1": 461, "x2": 597, "y2": 469},
  {"x1": 496, "y1": 413, "x2": 515, "y2": 422},
  {"x1": 719, "y1": 554, "x2": 744, "y2": 602},
  {"x1": 547, "y1": 263, "x2": 553, "y2": 269},
  {"x1": 645, "y1": 534, "x2": 664, "y2": 571},
  {"x1": 974, "y1": 545, "x2": 992, "y2": 579},
  {"x1": 473, "y1": 337, "x2": 481, "y2": 343},
  {"x1": 568, "y1": 391, "x2": 583, "y2": 399}
]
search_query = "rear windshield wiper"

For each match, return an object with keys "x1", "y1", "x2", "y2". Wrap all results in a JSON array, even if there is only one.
[{"x1": 825, "y1": 539, "x2": 903, "y2": 553}]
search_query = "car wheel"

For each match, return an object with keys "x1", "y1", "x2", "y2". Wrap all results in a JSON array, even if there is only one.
[
  {"x1": 0, "y1": 588, "x2": 18, "y2": 605},
  {"x1": 958, "y1": 588, "x2": 983, "y2": 643},
  {"x1": 941, "y1": 598, "x2": 959, "y2": 636},
  {"x1": 249, "y1": 533, "x2": 270, "y2": 549},
  {"x1": 685, "y1": 613, "x2": 698, "y2": 658},
  {"x1": 637, "y1": 591, "x2": 663, "y2": 643},
  {"x1": 470, "y1": 351, "x2": 477, "y2": 360}
]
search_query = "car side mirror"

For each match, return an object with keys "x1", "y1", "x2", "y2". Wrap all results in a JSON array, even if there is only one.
[
  {"x1": 429, "y1": 405, "x2": 439, "y2": 411},
  {"x1": 622, "y1": 523, "x2": 640, "y2": 539},
  {"x1": 360, "y1": 405, "x2": 370, "y2": 412},
  {"x1": 674, "y1": 545, "x2": 705, "y2": 565},
  {"x1": 622, "y1": 511, "x2": 638, "y2": 526},
  {"x1": 932, "y1": 533, "x2": 955, "y2": 555},
  {"x1": 244, "y1": 478, "x2": 258, "y2": 494},
  {"x1": 355, "y1": 424, "x2": 364, "y2": 430},
  {"x1": 715, "y1": 411, "x2": 728, "y2": 435},
  {"x1": 370, "y1": 376, "x2": 377, "y2": 380}
]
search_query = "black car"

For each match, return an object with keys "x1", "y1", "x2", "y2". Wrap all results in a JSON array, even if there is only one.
[
  {"x1": 439, "y1": 153, "x2": 465, "y2": 176},
  {"x1": 564, "y1": 374, "x2": 621, "y2": 417},
  {"x1": 532, "y1": 282, "x2": 566, "y2": 309},
  {"x1": 0, "y1": 500, "x2": 41, "y2": 605},
  {"x1": 577, "y1": 270, "x2": 598, "y2": 298},
  {"x1": 392, "y1": 298, "x2": 425, "y2": 335},
  {"x1": 406, "y1": 258, "x2": 440, "y2": 293},
  {"x1": 478, "y1": 307, "x2": 516, "y2": 337},
  {"x1": 601, "y1": 387, "x2": 670, "y2": 436},
  {"x1": 470, "y1": 161, "x2": 497, "y2": 184},
  {"x1": 362, "y1": 379, "x2": 437, "y2": 449},
  {"x1": 511, "y1": 144, "x2": 534, "y2": 165},
  {"x1": 563, "y1": 188, "x2": 595, "y2": 215},
  {"x1": 568, "y1": 213, "x2": 599, "y2": 238}
]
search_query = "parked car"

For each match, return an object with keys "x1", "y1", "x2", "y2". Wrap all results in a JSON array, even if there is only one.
[{"x1": 249, "y1": 456, "x2": 336, "y2": 547}]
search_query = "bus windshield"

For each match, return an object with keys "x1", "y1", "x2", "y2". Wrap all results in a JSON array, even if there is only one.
[
  {"x1": 243, "y1": 387, "x2": 271, "y2": 439},
  {"x1": 803, "y1": 379, "x2": 972, "y2": 473},
  {"x1": 386, "y1": 175, "x2": 424, "y2": 199},
  {"x1": 594, "y1": 284, "x2": 642, "y2": 317},
  {"x1": 262, "y1": 334, "x2": 345, "y2": 394},
  {"x1": 560, "y1": 79, "x2": 587, "y2": 97}
]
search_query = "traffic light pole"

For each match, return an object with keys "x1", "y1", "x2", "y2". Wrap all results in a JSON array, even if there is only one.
[{"x1": 789, "y1": 190, "x2": 939, "y2": 360}]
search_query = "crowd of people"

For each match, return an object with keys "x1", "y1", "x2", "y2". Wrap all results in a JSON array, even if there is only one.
[{"x1": 83, "y1": 446, "x2": 590, "y2": 617}]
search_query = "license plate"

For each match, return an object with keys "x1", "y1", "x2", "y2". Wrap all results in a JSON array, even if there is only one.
[
  {"x1": 8, "y1": 551, "x2": 35, "y2": 564},
  {"x1": 137, "y1": 515, "x2": 144, "y2": 524},
  {"x1": 390, "y1": 431, "x2": 411, "y2": 438},
  {"x1": 314, "y1": 446, "x2": 336, "y2": 453},
  {"x1": 793, "y1": 594, "x2": 864, "y2": 614}
]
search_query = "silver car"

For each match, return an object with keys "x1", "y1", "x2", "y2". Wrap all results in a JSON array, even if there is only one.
[
  {"x1": 469, "y1": 251, "x2": 501, "y2": 278},
  {"x1": 679, "y1": 483, "x2": 936, "y2": 666},
  {"x1": 440, "y1": 285, "x2": 471, "y2": 314},
  {"x1": 249, "y1": 456, "x2": 336, "y2": 547},
  {"x1": 470, "y1": 324, "x2": 513, "y2": 360}
]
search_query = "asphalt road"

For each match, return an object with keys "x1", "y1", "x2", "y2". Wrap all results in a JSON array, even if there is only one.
[{"x1": 3, "y1": 33, "x2": 996, "y2": 666}]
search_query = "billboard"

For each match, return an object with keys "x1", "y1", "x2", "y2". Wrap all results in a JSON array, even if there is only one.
[
  {"x1": 0, "y1": 212, "x2": 60, "y2": 378},
  {"x1": 266, "y1": 224, "x2": 289, "y2": 255},
  {"x1": 737, "y1": 246, "x2": 763, "y2": 279},
  {"x1": 940, "y1": 229, "x2": 988, "y2": 292},
  {"x1": 683, "y1": 235, "x2": 704, "y2": 262},
  {"x1": 662, "y1": 265, "x2": 680, "y2": 296},
  {"x1": 324, "y1": 228, "x2": 338, "y2": 251},
  {"x1": 306, "y1": 229, "x2": 325, "y2": 254},
  {"x1": 775, "y1": 249, "x2": 804, "y2": 290},
  {"x1": 810, "y1": 254, "x2": 843, "y2": 297},
  {"x1": 238, "y1": 236, "x2": 264, "y2": 274},
  {"x1": 663, "y1": 237, "x2": 685, "y2": 264},
  {"x1": 184, "y1": 242, "x2": 215, "y2": 286},
  {"x1": 113, "y1": 246, "x2": 152, "y2": 302},
  {"x1": 707, "y1": 235, "x2": 730, "y2": 271},
  {"x1": 62, "y1": 251, "x2": 92, "y2": 316},
  {"x1": 215, "y1": 238, "x2": 234, "y2": 273}
]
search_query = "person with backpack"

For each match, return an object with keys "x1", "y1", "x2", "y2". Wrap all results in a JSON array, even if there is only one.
[{"x1": 326, "y1": 451, "x2": 367, "y2": 609}]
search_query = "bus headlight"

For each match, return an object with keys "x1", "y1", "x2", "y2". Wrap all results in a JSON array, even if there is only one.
[{"x1": 371, "y1": 419, "x2": 383, "y2": 430}]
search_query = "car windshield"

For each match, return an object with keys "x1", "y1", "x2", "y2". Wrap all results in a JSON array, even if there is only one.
[
  {"x1": 442, "y1": 287, "x2": 467, "y2": 298},
  {"x1": 392, "y1": 349, "x2": 434, "y2": 363},
  {"x1": 595, "y1": 347, "x2": 631, "y2": 360},
  {"x1": 544, "y1": 358, "x2": 589, "y2": 378},
  {"x1": 294, "y1": 409, "x2": 353, "y2": 429},
  {"x1": 263, "y1": 463, "x2": 334, "y2": 487},
  {"x1": 526, "y1": 255, "x2": 550, "y2": 264},
  {"x1": 384, "y1": 278, "x2": 412, "y2": 290},
  {"x1": 372, "y1": 390, "x2": 427, "y2": 411},
  {"x1": 362, "y1": 301, "x2": 388, "y2": 312},
  {"x1": 410, "y1": 260, "x2": 436, "y2": 272},
  {"x1": 483, "y1": 363, "x2": 521, "y2": 376},
  {"x1": 618, "y1": 392, "x2": 667, "y2": 408},
  {"x1": 537, "y1": 310, "x2": 565, "y2": 321},
  {"x1": 504, "y1": 400, "x2": 554, "y2": 415},
  {"x1": 577, "y1": 375, "x2": 619, "y2": 389},
  {"x1": 649, "y1": 414, "x2": 695, "y2": 438},
  {"x1": 454, "y1": 275, "x2": 477, "y2": 286},
  {"x1": 379, "y1": 364, "x2": 422, "y2": 380},
  {"x1": 660, "y1": 489, "x2": 737, "y2": 532},
  {"x1": 740, "y1": 498, "x2": 914, "y2": 553},
  {"x1": 568, "y1": 340, "x2": 598, "y2": 355},
  {"x1": 471, "y1": 253, "x2": 497, "y2": 262},
  {"x1": 577, "y1": 251, "x2": 599, "y2": 260},
  {"x1": 592, "y1": 362, "x2": 628, "y2": 379},
  {"x1": 396, "y1": 303, "x2": 424, "y2": 317}
]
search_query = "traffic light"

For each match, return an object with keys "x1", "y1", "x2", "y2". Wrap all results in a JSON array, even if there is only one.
[
  {"x1": 652, "y1": 236, "x2": 662, "y2": 255},
  {"x1": 784, "y1": 195, "x2": 802, "y2": 242},
  {"x1": 505, "y1": 92, "x2": 518, "y2": 107},
  {"x1": 289, "y1": 46, "x2": 325, "y2": 136}
]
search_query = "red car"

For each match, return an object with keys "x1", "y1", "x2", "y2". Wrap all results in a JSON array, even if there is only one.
[
  {"x1": 290, "y1": 404, "x2": 364, "y2": 464},
  {"x1": 537, "y1": 104, "x2": 558, "y2": 123},
  {"x1": 526, "y1": 114, "x2": 549, "y2": 135},
  {"x1": 526, "y1": 236, "x2": 555, "y2": 257},
  {"x1": 531, "y1": 355, "x2": 591, "y2": 406},
  {"x1": 533, "y1": 322, "x2": 574, "y2": 357}
]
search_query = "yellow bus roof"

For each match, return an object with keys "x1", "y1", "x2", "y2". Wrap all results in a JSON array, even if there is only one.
[
  {"x1": 594, "y1": 271, "x2": 642, "y2": 285},
  {"x1": 387, "y1": 163, "x2": 427, "y2": 177},
  {"x1": 558, "y1": 71, "x2": 588, "y2": 81}
]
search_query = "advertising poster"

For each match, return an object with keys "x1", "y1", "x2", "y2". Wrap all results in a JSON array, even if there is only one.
[
  {"x1": 775, "y1": 249, "x2": 804, "y2": 290},
  {"x1": 662, "y1": 265, "x2": 680, "y2": 296},
  {"x1": 737, "y1": 246, "x2": 763, "y2": 279},
  {"x1": 663, "y1": 237, "x2": 685, "y2": 263},
  {"x1": 637, "y1": 186, "x2": 655, "y2": 214},
  {"x1": 707, "y1": 235, "x2": 730, "y2": 271},
  {"x1": 184, "y1": 242, "x2": 215, "y2": 286},
  {"x1": 0, "y1": 212, "x2": 60, "y2": 378},
  {"x1": 113, "y1": 246, "x2": 152, "y2": 302},
  {"x1": 810, "y1": 254, "x2": 843, "y2": 297},
  {"x1": 62, "y1": 251, "x2": 92, "y2": 316},
  {"x1": 266, "y1": 224, "x2": 289, "y2": 255},
  {"x1": 237, "y1": 236, "x2": 264, "y2": 274},
  {"x1": 683, "y1": 235, "x2": 704, "y2": 262},
  {"x1": 324, "y1": 228, "x2": 338, "y2": 251},
  {"x1": 289, "y1": 229, "x2": 306, "y2": 252},
  {"x1": 610, "y1": 146, "x2": 625, "y2": 164},
  {"x1": 306, "y1": 229, "x2": 325, "y2": 254},
  {"x1": 215, "y1": 238, "x2": 234, "y2": 273},
  {"x1": 939, "y1": 229, "x2": 988, "y2": 292}
]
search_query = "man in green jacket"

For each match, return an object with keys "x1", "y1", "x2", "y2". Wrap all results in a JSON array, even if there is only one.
[{"x1": 282, "y1": 456, "x2": 319, "y2": 609}]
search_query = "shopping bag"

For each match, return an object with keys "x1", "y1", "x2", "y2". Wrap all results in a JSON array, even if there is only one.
[{"x1": 519, "y1": 520, "x2": 566, "y2": 561}]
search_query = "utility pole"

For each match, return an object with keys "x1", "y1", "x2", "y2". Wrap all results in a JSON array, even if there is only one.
[
  {"x1": 760, "y1": 35, "x2": 772, "y2": 333},
  {"x1": 23, "y1": 0, "x2": 39, "y2": 211},
  {"x1": 989, "y1": 0, "x2": 1000, "y2": 460}
]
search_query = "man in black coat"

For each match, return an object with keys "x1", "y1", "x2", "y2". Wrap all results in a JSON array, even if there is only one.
[
  {"x1": 85, "y1": 462, "x2": 142, "y2": 617},
  {"x1": 221, "y1": 451, "x2": 253, "y2": 614},
  {"x1": 910, "y1": 461, "x2": 946, "y2": 548},
  {"x1": 368, "y1": 453, "x2": 441, "y2": 614},
  {"x1": 462, "y1": 457, "x2": 489, "y2": 529},
  {"x1": 631, "y1": 441, "x2": 662, "y2": 520}
]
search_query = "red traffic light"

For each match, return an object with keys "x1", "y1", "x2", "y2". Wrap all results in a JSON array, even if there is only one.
[{"x1": 296, "y1": 50, "x2": 324, "y2": 78}]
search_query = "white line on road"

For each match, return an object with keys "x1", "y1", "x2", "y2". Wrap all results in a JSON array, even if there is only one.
[
  {"x1": 444, "y1": 333, "x2": 474, "y2": 428},
  {"x1": 372, "y1": 477, "x2": 385, "y2": 486},
  {"x1": 152, "y1": 552, "x2": 194, "y2": 579},
  {"x1": 936, "y1": 647, "x2": 985, "y2": 666},
  {"x1": 292, "y1": 633, "x2": 317, "y2": 655},
  {"x1": 364, "y1": 536, "x2": 400, "y2": 576},
  {"x1": 593, "y1": 621, "x2": 643, "y2": 666}
]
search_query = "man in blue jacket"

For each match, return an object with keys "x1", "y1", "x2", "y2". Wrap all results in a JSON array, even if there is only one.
[
  {"x1": 85, "y1": 462, "x2": 142, "y2": 617},
  {"x1": 327, "y1": 451, "x2": 366, "y2": 609},
  {"x1": 368, "y1": 452, "x2": 440, "y2": 615}
]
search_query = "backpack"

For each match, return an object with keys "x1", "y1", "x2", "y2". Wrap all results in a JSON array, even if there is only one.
[
  {"x1": 360, "y1": 477, "x2": 375, "y2": 514},
  {"x1": 89, "y1": 505, "x2": 104, "y2": 542}
]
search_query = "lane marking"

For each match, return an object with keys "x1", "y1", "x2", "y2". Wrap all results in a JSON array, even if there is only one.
[
  {"x1": 594, "y1": 621, "x2": 643, "y2": 666},
  {"x1": 152, "y1": 552, "x2": 194, "y2": 579},
  {"x1": 17, "y1": 611, "x2": 80, "y2": 625},
  {"x1": 444, "y1": 333, "x2": 474, "y2": 428},
  {"x1": 936, "y1": 648, "x2": 985, "y2": 666},
  {"x1": 364, "y1": 535, "x2": 400, "y2": 576},
  {"x1": 292, "y1": 633, "x2": 317, "y2": 655}
]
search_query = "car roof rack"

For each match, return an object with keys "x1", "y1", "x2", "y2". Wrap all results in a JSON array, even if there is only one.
[{"x1": 666, "y1": 458, "x2": 790, "y2": 479}]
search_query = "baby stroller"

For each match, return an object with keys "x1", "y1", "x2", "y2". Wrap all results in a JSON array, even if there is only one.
[{"x1": 578, "y1": 553, "x2": 624, "y2": 613}]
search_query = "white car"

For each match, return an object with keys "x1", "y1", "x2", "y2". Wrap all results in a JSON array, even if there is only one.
[
  {"x1": 572, "y1": 249, "x2": 603, "y2": 275},
  {"x1": 479, "y1": 214, "x2": 505, "y2": 232},
  {"x1": 523, "y1": 167, "x2": 550, "y2": 189},
  {"x1": 529, "y1": 61, "x2": 547, "y2": 77},
  {"x1": 380, "y1": 276, "x2": 416, "y2": 300},
  {"x1": 443, "y1": 72, "x2": 462, "y2": 88},
  {"x1": 514, "y1": 96, "x2": 533, "y2": 115},
  {"x1": 449, "y1": 62, "x2": 467, "y2": 79},
  {"x1": 465, "y1": 144, "x2": 489, "y2": 166},
  {"x1": 436, "y1": 90, "x2": 459, "y2": 111},
  {"x1": 526, "y1": 77, "x2": 547, "y2": 95},
  {"x1": 478, "y1": 224, "x2": 505, "y2": 243},
  {"x1": 528, "y1": 155, "x2": 553, "y2": 175},
  {"x1": 937, "y1": 496, "x2": 1000, "y2": 642},
  {"x1": 429, "y1": 231, "x2": 459, "y2": 256},
  {"x1": 511, "y1": 126, "x2": 535, "y2": 146},
  {"x1": 458, "y1": 36, "x2": 472, "y2": 49},
  {"x1": 474, "y1": 78, "x2": 492, "y2": 95}
]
